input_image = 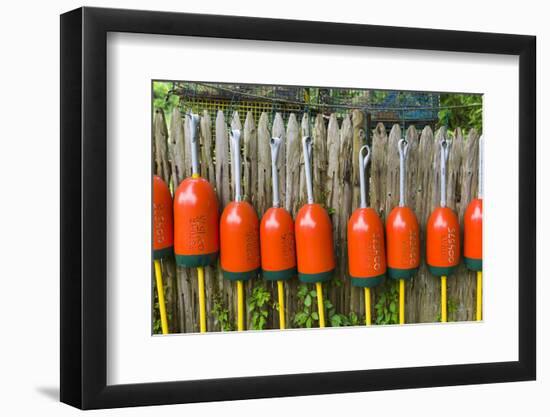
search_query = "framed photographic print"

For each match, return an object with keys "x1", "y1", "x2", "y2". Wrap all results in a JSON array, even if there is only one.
[{"x1": 60, "y1": 6, "x2": 536, "y2": 410}]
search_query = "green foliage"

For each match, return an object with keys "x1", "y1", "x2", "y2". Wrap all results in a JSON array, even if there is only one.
[
  {"x1": 436, "y1": 297, "x2": 459, "y2": 322},
  {"x1": 374, "y1": 280, "x2": 400, "y2": 325},
  {"x1": 153, "y1": 81, "x2": 179, "y2": 117},
  {"x1": 293, "y1": 284, "x2": 361, "y2": 328},
  {"x1": 247, "y1": 283, "x2": 272, "y2": 330},
  {"x1": 293, "y1": 284, "x2": 319, "y2": 328},
  {"x1": 212, "y1": 295, "x2": 233, "y2": 331},
  {"x1": 438, "y1": 94, "x2": 483, "y2": 134}
]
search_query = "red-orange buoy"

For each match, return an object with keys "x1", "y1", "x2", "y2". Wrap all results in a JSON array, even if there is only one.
[
  {"x1": 347, "y1": 145, "x2": 386, "y2": 325},
  {"x1": 153, "y1": 175, "x2": 174, "y2": 334},
  {"x1": 386, "y1": 138, "x2": 420, "y2": 324},
  {"x1": 174, "y1": 114, "x2": 219, "y2": 333},
  {"x1": 260, "y1": 137, "x2": 296, "y2": 329},
  {"x1": 153, "y1": 175, "x2": 174, "y2": 260},
  {"x1": 464, "y1": 135, "x2": 483, "y2": 320},
  {"x1": 426, "y1": 135, "x2": 460, "y2": 323},
  {"x1": 464, "y1": 198, "x2": 482, "y2": 271},
  {"x1": 295, "y1": 136, "x2": 335, "y2": 328},
  {"x1": 220, "y1": 129, "x2": 260, "y2": 331},
  {"x1": 174, "y1": 115, "x2": 219, "y2": 268}
]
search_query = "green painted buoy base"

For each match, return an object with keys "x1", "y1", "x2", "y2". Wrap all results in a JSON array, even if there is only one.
[
  {"x1": 222, "y1": 268, "x2": 259, "y2": 282},
  {"x1": 175, "y1": 252, "x2": 218, "y2": 268},
  {"x1": 298, "y1": 269, "x2": 334, "y2": 283},
  {"x1": 427, "y1": 264, "x2": 458, "y2": 277},
  {"x1": 464, "y1": 257, "x2": 482, "y2": 271},
  {"x1": 262, "y1": 267, "x2": 297, "y2": 281},
  {"x1": 388, "y1": 267, "x2": 418, "y2": 281},
  {"x1": 350, "y1": 274, "x2": 385, "y2": 288},
  {"x1": 153, "y1": 246, "x2": 173, "y2": 260}
]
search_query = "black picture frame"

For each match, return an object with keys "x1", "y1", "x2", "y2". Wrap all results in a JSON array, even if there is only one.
[{"x1": 60, "y1": 6, "x2": 536, "y2": 410}]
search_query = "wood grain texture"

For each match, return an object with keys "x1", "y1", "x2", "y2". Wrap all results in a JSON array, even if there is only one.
[{"x1": 154, "y1": 106, "x2": 481, "y2": 332}]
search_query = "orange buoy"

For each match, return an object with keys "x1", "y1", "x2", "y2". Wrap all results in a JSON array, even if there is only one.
[
  {"x1": 426, "y1": 134, "x2": 460, "y2": 323},
  {"x1": 386, "y1": 139, "x2": 420, "y2": 280},
  {"x1": 295, "y1": 136, "x2": 335, "y2": 284},
  {"x1": 174, "y1": 116, "x2": 219, "y2": 268},
  {"x1": 464, "y1": 198, "x2": 482, "y2": 271},
  {"x1": 220, "y1": 129, "x2": 261, "y2": 282},
  {"x1": 295, "y1": 136, "x2": 335, "y2": 328},
  {"x1": 426, "y1": 137, "x2": 460, "y2": 278},
  {"x1": 153, "y1": 175, "x2": 174, "y2": 260},
  {"x1": 386, "y1": 138, "x2": 420, "y2": 324},
  {"x1": 220, "y1": 129, "x2": 260, "y2": 331},
  {"x1": 260, "y1": 136, "x2": 296, "y2": 329},
  {"x1": 464, "y1": 135, "x2": 483, "y2": 321},
  {"x1": 464, "y1": 136, "x2": 483, "y2": 272},
  {"x1": 347, "y1": 145, "x2": 386, "y2": 288},
  {"x1": 348, "y1": 145, "x2": 386, "y2": 326},
  {"x1": 173, "y1": 114, "x2": 219, "y2": 333},
  {"x1": 152, "y1": 175, "x2": 174, "y2": 334}
]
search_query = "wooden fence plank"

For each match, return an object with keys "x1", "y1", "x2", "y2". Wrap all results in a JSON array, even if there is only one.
[
  {"x1": 312, "y1": 114, "x2": 327, "y2": 203},
  {"x1": 284, "y1": 113, "x2": 302, "y2": 328},
  {"x1": 198, "y1": 110, "x2": 219, "y2": 331},
  {"x1": 339, "y1": 114, "x2": 356, "y2": 316},
  {"x1": 325, "y1": 114, "x2": 341, "y2": 317},
  {"x1": 257, "y1": 112, "x2": 271, "y2": 217},
  {"x1": 244, "y1": 112, "x2": 258, "y2": 209},
  {"x1": 214, "y1": 110, "x2": 235, "y2": 330}
]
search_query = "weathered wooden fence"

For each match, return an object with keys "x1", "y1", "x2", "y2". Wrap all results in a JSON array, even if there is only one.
[{"x1": 153, "y1": 107, "x2": 480, "y2": 332}]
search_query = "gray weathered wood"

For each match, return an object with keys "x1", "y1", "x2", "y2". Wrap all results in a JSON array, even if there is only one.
[
  {"x1": 339, "y1": 114, "x2": 356, "y2": 315},
  {"x1": 215, "y1": 110, "x2": 231, "y2": 208},
  {"x1": 244, "y1": 112, "x2": 258, "y2": 209},
  {"x1": 312, "y1": 114, "x2": 327, "y2": 202},
  {"x1": 285, "y1": 113, "x2": 301, "y2": 214},
  {"x1": 257, "y1": 112, "x2": 271, "y2": 216}
]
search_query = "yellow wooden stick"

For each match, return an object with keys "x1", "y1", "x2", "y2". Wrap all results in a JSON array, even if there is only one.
[
  {"x1": 197, "y1": 266, "x2": 206, "y2": 333},
  {"x1": 154, "y1": 259, "x2": 169, "y2": 334},
  {"x1": 191, "y1": 172, "x2": 208, "y2": 333},
  {"x1": 237, "y1": 280, "x2": 244, "y2": 331},
  {"x1": 277, "y1": 280, "x2": 286, "y2": 330},
  {"x1": 476, "y1": 271, "x2": 482, "y2": 321},
  {"x1": 399, "y1": 279, "x2": 405, "y2": 324},
  {"x1": 316, "y1": 282, "x2": 325, "y2": 328},
  {"x1": 364, "y1": 287, "x2": 371, "y2": 326},
  {"x1": 441, "y1": 275, "x2": 447, "y2": 323}
]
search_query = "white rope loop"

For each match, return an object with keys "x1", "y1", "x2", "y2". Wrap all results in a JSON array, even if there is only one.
[
  {"x1": 270, "y1": 137, "x2": 282, "y2": 208},
  {"x1": 230, "y1": 129, "x2": 242, "y2": 202},
  {"x1": 359, "y1": 144, "x2": 371, "y2": 209},
  {"x1": 439, "y1": 135, "x2": 451, "y2": 208},
  {"x1": 302, "y1": 136, "x2": 314, "y2": 204},
  {"x1": 398, "y1": 138, "x2": 409, "y2": 207},
  {"x1": 188, "y1": 113, "x2": 201, "y2": 176}
]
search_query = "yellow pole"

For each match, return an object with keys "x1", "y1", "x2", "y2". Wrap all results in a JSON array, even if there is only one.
[
  {"x1": 191, "y1": 172, "x2": 208, "y2": 334},
  {"x1": 441, "y1": 276, "x2": 447, "y2": 323},
  {"x1": 316, "y1": 282, "x2": 325, "y2": 328},
  {"x1": 277, "y1": 280, "x2": 286, "y2": 330},
  {"x1": 154, "y1": 259, "x2": 169, "y2": 334},
  {"x1": 197, "y1": 266, "x2": 206, "y2": 333},
  {"x1": 399, "y1": 279, "x2": 405, "y2": 324},
  {"x1": 364, "y1": 287, "x2": 371, "y2": 326},
  {"x1": 476, "y1": 271, "x2": 482, "y2": 321},
  {"x1": 237, "y1": 280, "x2": 244, "y2": 331}
]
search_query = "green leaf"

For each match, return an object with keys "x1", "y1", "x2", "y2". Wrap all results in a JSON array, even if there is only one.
[
  {"x1": 389, "y1": 302, "x2": 396, "y2": 313},
  {"x1": 304, "y1": 295, "x2": 312, "y2": 307},
  {"x1": 311, "y1": 312, "x2": 319, "y2": 320}
]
